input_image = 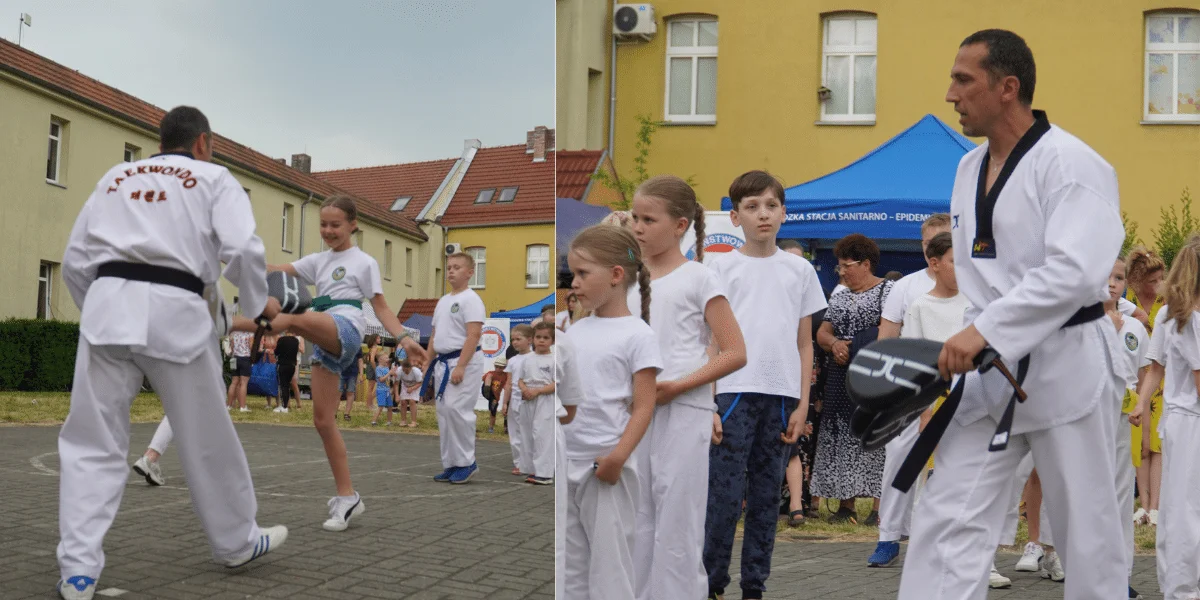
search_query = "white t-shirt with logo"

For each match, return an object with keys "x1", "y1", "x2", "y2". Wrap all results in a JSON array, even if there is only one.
[
  {"x1": 1114, "y1": 316, "x2": 1150, "y2": 413},
  {"x1": 292, "y1": 246, "x2": 383, "y2": 336},
  {"x1": 626, "y1": 261, "x2": 726, "y2": 411},
  {"x1": 506, "y1": 353, "x2": 528, "y2": 403},
  {"x1": 1146, "y1": 305, "x2": 1170, "y2": 365},
  {"x1": 708, "y1": 250, "x2": 827, "y2": 399},
  {"x1": 397, "y1": 367, "x2": 423, "y2": 400},
  {"x1": 562, "y1": 316, "x2": 662, "y2": 461},
  {"x1": 431, "y1": 289, "x2": 486, "y2": 355},
  {"x1": 1160, "y1": 312, "x2": 1200, "y2": 416},
  {"x1": 882, "y1": 269, "x2": 937, "y2": 325},
  {"x1": 900, "y1": 293, "x2": 970, "y2": 343},
  {"x1": 520, "y1": 352, "x2": 555, "y2": 398}
]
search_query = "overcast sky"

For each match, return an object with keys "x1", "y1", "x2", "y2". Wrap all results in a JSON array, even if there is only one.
[{"x1": 0, "y1": 0, "x2": 554, "y2": 170}]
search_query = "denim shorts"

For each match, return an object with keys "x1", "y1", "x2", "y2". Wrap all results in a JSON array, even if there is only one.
[{"x1": 312, "y1": 314, "x2": 362, "y2": 379}]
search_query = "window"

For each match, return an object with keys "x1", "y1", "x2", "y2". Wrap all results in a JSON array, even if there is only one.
[
  {"x1": 665, "y1": 17, "x2": 718, "y2": 123},
  {"x1": 1145, "y1": 12, "x2": 1200, "y2": 122},
  {"x1": 47, "y1": 119, "x2": 64, "y2": 183},
  {"x1": 124, "y1": 144, "x2": 140, "y2": 163},
  {"x1": 405, "y1": 247, "x2": 414, "y2": 286},
  {"x1": 497, "y1": 187, "x2": 518, "y2": 203},
  {"x1": 355, "y1": 230, "x2": 364, "y2": 248},
  {"x1": 282, "y1": 203, "x2": 295, "y2": 252},
  {"x1": 526, "y1": 244, "x2": 550, "y2": 288},
  {"x1": 821, "y1": 14, "x2": 877, "y2": 122},
  {"x1": 384, "y1": 240, "x2": 393, "y2": 280},
  {"x1": 390, "y1": 196, "x2": 412, "y2": 211},
  {"x1": 475, "y1": 189, "x2": 495, "y2": 204},
  {"x1": 467, "y1": 246, "x2": 486, "y2": 288},
  {"x1": 37, "y1": 262, "x2": 54, "y2": 319}
]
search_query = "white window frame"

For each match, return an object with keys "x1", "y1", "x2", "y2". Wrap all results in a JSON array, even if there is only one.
[
  {"x1": 1144, "y1": 12, "x2": 1200, "y2": 123},
  {"x1": 47, "y1": 119, "x2": 64, "y2": 183},
  {"x1": 525, "y1": 244, "x2": 550, "y2": 288},
  {"x1": 282, "y1": 203, "x2": 294, "y2": 253},
  {"x1": 384, "y1": 240, "x2": 393, "y2": 281},
  {"x1": 123, "y1": 143, "x2": 140, "y2": 163},
  {"x1": 466, "y1": 246, "x2": 486, "y2": 289},
  {"x1": 405, "y1": 247, "x2": 414, "y2": 286},
  {"x1": 820, "y1": 14, "x2": 878, "y2": 123},
  {"x1": 37, "y1": 261, "x2": 54, "y2": 320},
  {"x1": 663, "y1": 17, "x2": 718, "y2": 124}
]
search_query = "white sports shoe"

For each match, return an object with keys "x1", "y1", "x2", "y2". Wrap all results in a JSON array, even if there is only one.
[
  {"x1": 222, "y1": 525, "x2": 288, "y2": 568},
  {"x1": 1014, "y1": 541, "x2": 1043, "y2": 572},
  {"x1": 279, "y1": 407, "x2": 288, "y2": 413},
  {"x1": 989, "y1": 563, "x2": 1011, "y2": 588},
  {"x1": 1132, "y1": 507, "x2": 1147, "y2": 524},
  {"x1": 58, "y1": 576, "x2": 96, "y2": 600},
  {"x1": 323, "y1": 493, "x2": 365, "y2": 532},
  {"x1": 1149, "y1": 509, "x2": 1159, "y2": 526},
  {"x1": 131, "y1": 456, "x2": 165, "y2": 486},
  {"x1": 1040, "y1": 550, "x2": 1065, "y2": 582},
  {"x1": 238, "y1": 407, "x2": 251, "y2": 413}
]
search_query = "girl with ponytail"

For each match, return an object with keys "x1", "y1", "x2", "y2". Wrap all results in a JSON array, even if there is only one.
[
  {"x1": 626, "y1": 174, "x2": 747, "y2": 600},
  {"x1": 560, "y1": 224, "x2": 662, "y2": 598},
  {"x1": 1125, "y1": 245, "x2": 1167, "y2": 525}
]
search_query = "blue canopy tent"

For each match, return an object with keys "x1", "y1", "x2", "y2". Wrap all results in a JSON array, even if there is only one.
[
  {"x1": 491, "y1": 292, "x2": 557, "y2": 325},
  {"x1": 721, "y1": 114, "x2": 976, "y2": 292},
  {"x1": 402, "y1": 314, "x2": 433, "y2": 345},
  {"x1": 556, "y1": 197, "x2": 613, "y2": 287}
]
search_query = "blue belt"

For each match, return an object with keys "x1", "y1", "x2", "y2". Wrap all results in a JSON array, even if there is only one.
[
  {"x1": 719, "y1": 393, "x2": 791, "y2": 432},
  {"x1": 420, "y1": 347, "x2": 481, "y2": 402}
]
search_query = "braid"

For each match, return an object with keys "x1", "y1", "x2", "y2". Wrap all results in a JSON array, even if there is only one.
[
  {"x1": 637, "y1": 262, "x2": 652, "y2": 324},
  {"x1": 693, "y1": 204, "x2": 706, "y2": 262}
]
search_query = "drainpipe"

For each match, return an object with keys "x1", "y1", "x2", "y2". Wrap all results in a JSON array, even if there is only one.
[
  {"x1": 441, "y1": 224, "x2": 449, "y2": 297},
  {"x1": 298, "y1": 192, "x2": 315, "y2": 255},
  {"x1": 608, "y1": 0, "x2": 618, "y2": 156}
]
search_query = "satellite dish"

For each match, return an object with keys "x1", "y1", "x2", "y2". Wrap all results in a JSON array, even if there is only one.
[
  {"x1": 21, "y1": 13, "x2": 31, "y2": 26},
  {"x1": 614, "y1": 6, "x2": 639, "y2": 33}
]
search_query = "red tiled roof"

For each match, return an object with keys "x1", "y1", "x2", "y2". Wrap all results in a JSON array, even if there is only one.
[
  {"x1": 397, "y1": 298, "x2": 439, "y2": 322},
  {"x1": 313, "y1": 158, "x2": 457, "y2": 220},
  {"x1": 556, "y1": 150, "x2": 604, "y2": 200},
  {"x1": 441, "y1": 145, "x2": 555, "y2": 227},
  {"x1": 0, "y1": 38, "x2": 425, "y2": 241}
]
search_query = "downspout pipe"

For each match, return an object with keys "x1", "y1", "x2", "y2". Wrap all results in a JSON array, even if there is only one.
[
  {"x1": 298, "y1": 192, "x2": 315, "y2": 255},
  {"x1": 608, "y1": 0, "x2": 618, "y2": 156}
]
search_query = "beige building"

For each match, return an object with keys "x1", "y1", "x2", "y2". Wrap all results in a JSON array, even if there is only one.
[
  {"x1": 557, "y1": 0, "x2": 614, "y2": 151},
  {"x1": 0, "y1": 38, "x2": 440, "y2": 322}
]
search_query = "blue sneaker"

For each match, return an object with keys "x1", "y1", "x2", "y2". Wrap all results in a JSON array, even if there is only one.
[
  {"x1": 58, "y1": 575, "x2": 96, "y2": 600},
  {"x1": 433, "y1": 467, "x2": 454, "y2": 482},
  {"x1": 450, "y1": 463, "x2": 478, "y2": 484},
  {"x1": 867, "y1": 541, "x2": 900, "y2": 567}
]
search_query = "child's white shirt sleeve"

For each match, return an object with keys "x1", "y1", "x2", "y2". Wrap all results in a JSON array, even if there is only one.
[
  {"x1": 360, "y1": 254, "x2": 384, "y2": 298},
  {"x1": 464, "y1": 293, "x2": 486, "y2": 323},
  {"x1": 292, "y1": 252, "x2": 321, "y2": 287}
]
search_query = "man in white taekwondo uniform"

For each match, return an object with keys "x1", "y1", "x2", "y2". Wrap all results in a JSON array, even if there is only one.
[
  {"x1": 895, "y1": 31, "x2": 1127, "y2": 600},
  {"x1": 56, "y1": 106, "x2": 287, "y2": 600}
]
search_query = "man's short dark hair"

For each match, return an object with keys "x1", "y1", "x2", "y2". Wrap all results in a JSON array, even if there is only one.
[
  {"x1": 960, "y1": 29, "x2": 1036, "y2": 105},
  {"x1": 729, "y1": 170, "x2": 785, "y2": 210},
  {"x1": 541, "y1": 305, "x2": 555, "y2": 315},
  {"x1": 925, "y1": 231, "x2": 953, "y2": 260},
  {"x1": 160, "y1": 106, "x2": 211, "y2": 151}
]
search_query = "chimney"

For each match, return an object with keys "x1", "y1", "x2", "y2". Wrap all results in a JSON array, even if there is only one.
[
  {"x1": 290, "y1": 153, "x2": 312, "y2": 175},
  {"x1": 276, "y1": 158, "x2": 287, "y2": 166},
  {"x1": 529, "y1": 126, "x2": 548, "y2": 163}
]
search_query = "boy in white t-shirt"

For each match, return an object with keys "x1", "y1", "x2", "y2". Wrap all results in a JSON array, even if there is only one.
[
  {"x1": 877, "y1": 214, "x2": 951, "y2": 339},
  {"x1": 503, "y1": 325, "x2": 534, "y2": 476},
  {"x1": 396, "y1": 359, "x2": 423, "y2": 428},
  {"x1": 422, "y1": 252, "x2": 487, "y2": 485},
  {"x1": 518, "y1": 322, "x2": 557, "y2": 485},
  {"x1": 704, "y1": 171, "x2": 827, "y2": 600}
]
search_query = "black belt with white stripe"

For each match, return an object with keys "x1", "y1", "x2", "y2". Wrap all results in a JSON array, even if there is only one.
[{"x1": 96, "y1": 261, "x2": 204, "y2": 296}]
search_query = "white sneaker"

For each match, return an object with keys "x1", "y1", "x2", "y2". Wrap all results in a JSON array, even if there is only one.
[
  {"x1": 1149, "y1": 509, "x2": 1159, "y2": 526},
  {"x1": 272, "y1": 406, "x2": 282, "y2": 413},
  {"x1": 222, "y1": 525, "x2": 288, "y2": 568},
  {"x1": 131, "y1": 456, "x2": 165, "y2": 486},
  {"x1": 1132, "y1": 507, "x2": 1147, "y2": 524},
  {"x1": 239, "y1": 407, "x2": 251, "y2": 413},
  {"x1": 279, "y1": 407, "x2": 288, "y2": 413},
  {"x1": 989, "y1": 563, "x2": 1011, "y2": 589},
  {"x1": 1014, "y1": 541, "x2": 1043, "y2": 571},
  {"x1": 58, "y1": 576, "x2": 96, "y2": 600},
  {"x1": 1040, "y1": 550, "x2": 1065, "y2": 582},
  {"x1": 323, "y1": 493, "x2": 365, "y2": 531}
]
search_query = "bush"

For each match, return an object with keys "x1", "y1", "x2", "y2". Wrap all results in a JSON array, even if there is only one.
[
  {"x1": 1151, "y1": 187, "x2": 1197, "y2": 270},
  {"x1": 0, "y1": 319, "x2": 79, "y2": 391}
]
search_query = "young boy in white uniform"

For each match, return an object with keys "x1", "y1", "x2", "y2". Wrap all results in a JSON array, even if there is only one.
[
  {"x1": 56, "y1": 107, "x2": 286, "y2": 600},
  {"x1": 519, "y1": 322, "x2": 557, "y2": 484},
  {"x1": 504, "y1": 324, "x2": 534, "y2": 475},
  {"x1": 897, "y1": 31, "x2": 1127, "y2": 600},
  {"x1": 423, "y1": 253, "x2": 486, "y2": 484}
]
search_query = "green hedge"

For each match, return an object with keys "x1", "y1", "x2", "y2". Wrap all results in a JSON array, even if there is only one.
[{"x1": 0, "y1": 319, "x2": 79, "y2": 391}]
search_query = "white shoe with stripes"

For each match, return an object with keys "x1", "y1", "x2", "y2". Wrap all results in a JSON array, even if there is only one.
[{"x1": 223, "y1": 525, "x2": 288, "y2": 568}]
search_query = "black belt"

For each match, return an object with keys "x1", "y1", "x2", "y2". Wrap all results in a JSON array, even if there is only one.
[
  {"x1": 96, "y1": 261, "x2": 204, "y2": 296},
  {"x1": 892, "y1": 302, "x2": 1105, "y2": 493}
]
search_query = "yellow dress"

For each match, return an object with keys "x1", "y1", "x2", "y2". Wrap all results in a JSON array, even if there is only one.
[{"x1": 1128, "y1": 292, "x2": 1164, "y2": 466}]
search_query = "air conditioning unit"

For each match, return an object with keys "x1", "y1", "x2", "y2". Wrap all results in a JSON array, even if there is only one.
[
  {"x1": 614, "y1": 4, "x2": 656, "y2": 39},
  {"x1": 445, "y1": 243, "x2": 462, "y2": 256}
]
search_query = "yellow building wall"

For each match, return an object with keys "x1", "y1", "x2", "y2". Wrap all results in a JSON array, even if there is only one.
[
  {"x1": 448, "y1": 224, "x2": 555, "y2": 313},
  {"x1": 0, "y1": 73, "x2": 437, "y2": 322},
  {"x1": 557, "y1": 0, "x2": 614, "y2": 151},
  {"x1": 613, "y1": 0, "x2": 1200, "y2": 235}
]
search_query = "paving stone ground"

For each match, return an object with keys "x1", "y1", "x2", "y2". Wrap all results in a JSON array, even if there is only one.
[
  {"x1": 0, "y1": 423, "x2": 552, "y2": 600},
  {"x1": 727, "y1": 538, "x2": 1163, "y2": 599}
]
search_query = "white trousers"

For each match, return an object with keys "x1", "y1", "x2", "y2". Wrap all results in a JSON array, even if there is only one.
[
  {"x1": 563, "y1": 458, "x2": 638, "y2": 600},
  {"x1": 57, "y1": 340, "x2": 261, "y2": 580},
  {"x1": 879, "y1": 420, "x2": 920, "y2": 542},
  {"x1": 148, "y1": 416, "x2": 174, "y2": 456},
  {"x1": 632, "y1": 404, "x2": 711, "y2": 600},
  {"x1": 555, "y1": 418, "x2": 567, "y2": 600},
  {"x1": 521, "y1": 395, "x2": 555, "y2": 479},
  {"x1": 1157, "y1": 411, "x2": 1200, "y2": 600},
  {"x1": 898, "y1": 404, "x2": 1125, "y2": 600},
  {"x1": 509, "y1": 397, "x2": 524, "y2": 470},
  {"x1": 1115, "y1": 416, "x2": 1135, "y2": 577},
  {"x1": 433, "y1": 355, "x2": 485, "y2": 469}
]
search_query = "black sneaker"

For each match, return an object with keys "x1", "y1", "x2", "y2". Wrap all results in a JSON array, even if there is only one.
[
  {"x1": 1129, "y1": 586, "x2": 1142, "y2": 599},
  {"x1": 829, "y1": 507, "x2": 857, "y2": 524},
  {"x1": 864, "y1": 510, "x2": 880, "y2": 527}
]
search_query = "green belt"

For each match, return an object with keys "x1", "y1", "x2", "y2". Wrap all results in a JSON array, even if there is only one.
[{"x1": 311, "y1": 296, "x2": 363, "y2": 312}]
